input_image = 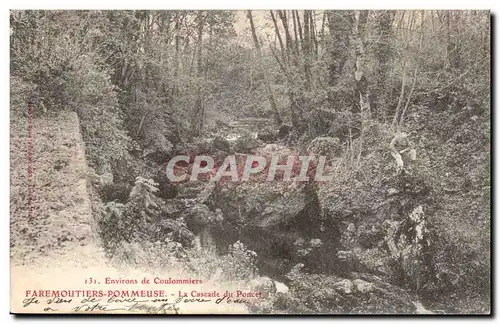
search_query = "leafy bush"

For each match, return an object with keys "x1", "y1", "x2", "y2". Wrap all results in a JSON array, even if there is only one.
[
  {"x1": 100, "y1": 177, "x2": 195, "y2": 253},
  {"x1": 65, "y1": 55, "x2": 131, "y2": 172},
  {"x1": 183, "y1": 240, "x2": 258, "y2": 282}
]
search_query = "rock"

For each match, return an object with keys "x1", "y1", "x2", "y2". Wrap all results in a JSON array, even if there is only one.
[
  {"x1": 212, "y1": 149, "x2": 230, "y2": 166},
  {"x1": 214, "y1": 208, "x2": 224, "y2": 222},
  {"x1": 334, "y1": 279, "x2": 353, "y2": 294},
  {"x1": 197, "y1": 226, "x2": 217, "y2": 255},
  {"x1": 259, "y1": 144, "x2": 293, "y2": 161},
  {"x1": 355, "y1": 247, "x2": 393, "y2": 275},
  {"x1": 257, "y1": 127, "x2": 276, "y2": 142},
  {"x1": 215, "y1": 175, "x2": 331, "y2": 277},
  {"x1": 233, "y1": 134, "x2": 262, "y2": 153},
  {"x1": 337, "y1": 250, "x2": 353, "y2": 260},
  {"x1": 412, "y1": 301, "x2": 434, "y2": 314},
  {"x1": 383, "y1": 220, "x2": 401, "y2": 258},
  {"x1": 218, "y1": 182, "x2": 308, "y2": 227},
  {"x1": 353, "y1": 279, "x2": 375, "y2": 293},
  {"x1": 284, "y1": 263, "x2": 306, "y2": 282},
  {"x1": 99, "y1": 172, "x2": 113, "y2": 187},
  {"x1": 250, "y1": 276, "x2": 277, "y2": 297},
  {"x1": 253, "y1": 189, "x2": 307, "y2": 228},
  {"x1": 309, "y1": 238, "x2": 323, "y2": 248},
  {"x1": 358, "y1": 226, "x2": 384, "y2": 249},
  {"x1": 387, "y1": 188, "x2": 400, "y2": 196},
  {"x1": 210, "y1": 136, "x2": 230, "y2": 153},
  {"x1": 293, "y1": 238, "x2": 306, "y2": 247},
  {"x1": 297, "y1": 249, "x2": 310, "y2": 257},
  {"x1": 181, "y1": 204, "x2": 216, "y2": 229},
  {"x1": 159, "y1": 218, "x2": 196, "y2": 247},
  {"x1": 143, "y1": 133, "x2": 173, "y2": 163},
  {"x1": 277, "y1": 124, "x2": 292, "y2": 140},
  {"x1": 409, "y1": 205, "x2": 424, "y2": 224},
  {"x1": 224, "y1": 133, "x2": 241, "y2": 142},
  {"x1": 281, "y1": 270, "x2": 418, "y2": 313},
  {"x1": 274, "y1": 281, "x2": 289, "y2": 294}
]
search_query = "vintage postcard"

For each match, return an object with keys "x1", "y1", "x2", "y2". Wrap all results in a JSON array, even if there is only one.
[{"x1": 10, "y1": 9, "x2": 491, "y2": 314}]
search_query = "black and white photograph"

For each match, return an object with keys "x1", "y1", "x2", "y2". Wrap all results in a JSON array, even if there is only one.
[{"x1": 8, "y1": 8, "x2": 491, "y2": 315}]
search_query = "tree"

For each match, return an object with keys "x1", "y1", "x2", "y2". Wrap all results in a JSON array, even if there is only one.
[
  {"x1": 372, "y1": 10, "x2": 396, "y2": 121},
  {"x1": 353, "y1": 10, "x2": 370, "y2": 166},
  {"x1": 247, "y1": 10, "x2": 282, "y2": 126},
  {"x1": 325, "y1": 11, "x2": 354, "y2": 110}
]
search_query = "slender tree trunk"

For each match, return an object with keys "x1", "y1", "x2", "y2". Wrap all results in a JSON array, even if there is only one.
[
  {"x1": 398, "y1": 10, "x2": 424, "y2": 130},
  {"x1": 173, "y1": 12, "x2": 181, "y2": 98},
  {"x1": 372, "y1": 10, "x2": 396, "y2": 122},
  {"x1": 270, "y1": 10, "x2": 287, "y2": 66},
  {"x1": 447, "y1": 11, "x2": 462, "y2": 69},
  {"x1": 391, "y1": 61, "x2": 406, "y2": 130},
  {"x1": 247, "y1": 10, "x2": 282, "y2": 126},
  {"x1": 320, "y1": 11, "x2": 326, "y2": 38},
  {"x1": 278, "y1": 10, "x2": 303, "y2": 126},
  {"x1": 198, "y1": 24, "x2": 213, "y2": 133},
  {"x1": 392, "y1": 11, "x2": 413, "y2": 131},
  {"x1": 278, "y1": 10, "x2": 298, "y2": 66},
  {"x1": 292, "y1": 11, "x2": 300, "y2": 56},
  {"x1": 303, "y1": 11, "x2": 310, "y2": 54},
  {"x1": 310, "y1": 10, "x2": 318, "y2": 58},
  {"x1": 303, "y1": 10, "x2": 312, "y2": 90},
  {"x1": 353, "y1": 10, "x2": 370, "y2": 167},
  {"x1": 326, "y1": 10, "x2": 354, "y2": 109},
  {"x1": 193, "y1": 11, "x2": 204, "y2": 136},
  {"x1": 296, "y1": 10, "x2": 304, "y2": 44}
]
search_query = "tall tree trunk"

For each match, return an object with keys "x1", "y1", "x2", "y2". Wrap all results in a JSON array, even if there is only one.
[
  {"x1": 447, "y1": 11, "x2": 462, "y2": 70},
  {"x1": 326, "y1": 10, "x2": 354, "y2": 110},
  {"x1": 198, "y1": 24, "x2": 213, "y2": 134},
  {"x1": 391, "y1": 61, "x2": 406, "y2": 130},
  {"x1": 303, "y1": 11, "x2": 310, "y2": 55},
  {"x1": 292, "y1": 10, "x2": 300, "y2": 56},
  {"x1": 270, "y1": 10, "x2": 287, "y2": 66},
  {"x1": 173, "y1": 11, "x2": 181, "y2": 98},
  {"x1": 353, "y1": 10, "x2": 370, "y2": 167},
  {"x1": 320, "y1": 11, "x2": 326, "y2": 38},
  {"x1": 278, "y1": 10, "x2": 303, "y2": 127},
  {"x1": 278, "y1": 10, "x2": 298, "y2": 66},
  {"x1": 372, "y1": 10, "x2": 396, "y2": 122},
  {"x1": 398, "y1": 10, "x2": 424, "y2": 130},
  {"x1": 392, "y1": 11, "x2": 413, "y2": 131},
  {"x1": 193, "y1": 11, "x2": 204, "y2": 136},
  {"x1": 247, "y1": 10, "x2": 282, "y2": 126},
  {"x1": 303, "y1": 10, "x2": 312, "y2": 90},
  {"x1": 296, "y1": 10, "x2": 304, "y2": 44},
  {"x1": 310, "y1": 10, "x2": 318, "y2": 58}
]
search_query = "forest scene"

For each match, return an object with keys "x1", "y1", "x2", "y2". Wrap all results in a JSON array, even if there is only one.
[{"x1": 10, "y1": 10, "x2": 490, "y2": 314}]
